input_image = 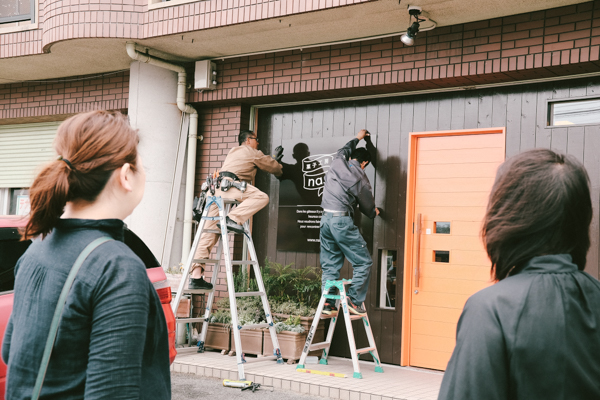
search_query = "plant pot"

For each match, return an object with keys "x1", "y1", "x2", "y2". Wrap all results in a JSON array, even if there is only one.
[
  {"x1": 263, "y1": 330, "x2": 307, "y2": 362},
  {"x1": 273, "y1": 313, "x2": 325, "y2": 357},
  {"x1": 230, "y1": 329, "x2": 263, "y2": 356},
  {"x1": 205, "y1": 323, "x2": 230, "y2": 351}
]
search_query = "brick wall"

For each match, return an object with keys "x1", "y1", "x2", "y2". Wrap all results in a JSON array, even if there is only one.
[
  {"x1": 196, "y1": 104, "x2": 251, "y2": 302},
  {"x1": 191, "y1": 2, "x2": 600, "y2": 104},
  {"x1": 0, "y1": 71, "x2": 129, "y2": 122}
]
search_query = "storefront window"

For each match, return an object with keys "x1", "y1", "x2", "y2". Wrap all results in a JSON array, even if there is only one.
[{"x1": 378, "y1": 250, "x2": 397, "y2": 309}]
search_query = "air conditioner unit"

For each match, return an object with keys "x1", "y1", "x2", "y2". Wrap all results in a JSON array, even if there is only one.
[{"x1": 195, "y1": 60, "x2": 217, "y2": 90}]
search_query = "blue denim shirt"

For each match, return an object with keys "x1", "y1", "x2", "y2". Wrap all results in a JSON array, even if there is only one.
[{"x1": 2, "y1": 219, "x2": 171, "y2": 399}]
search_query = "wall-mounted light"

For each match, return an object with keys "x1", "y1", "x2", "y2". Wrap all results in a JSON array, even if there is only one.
[{"x1": 401, "y1": 6, "x2": 429, "y2": 46}]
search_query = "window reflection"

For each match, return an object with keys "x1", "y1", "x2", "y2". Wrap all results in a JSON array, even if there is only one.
[
  {"x1": 551, "y1": 98, "x2": 600, "y2": 126},
  {"x1": 379, "y1": 250, "x2": 397, "y2": 309}
]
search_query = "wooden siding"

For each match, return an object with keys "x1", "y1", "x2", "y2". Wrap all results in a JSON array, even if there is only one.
[{"x1": 254, "y1": 76, "x2": 600, "y2": 365}]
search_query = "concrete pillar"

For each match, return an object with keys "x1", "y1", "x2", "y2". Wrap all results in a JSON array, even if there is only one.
[{"x1": 127, "y1": 60, "x2": 186, "y2": 270}]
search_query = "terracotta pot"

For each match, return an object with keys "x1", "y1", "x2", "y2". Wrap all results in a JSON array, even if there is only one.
[
  {"x1": 273, "y1": 313, "x2": 325, "y2": 357},
  {"x1": 230, "y1": 329, "x2": 263, "y2": 356},
  {"x1": 205, "y1": 323, "x2": 230, "y2": 351},
  {"x1": 263, "y1": 330, "x2": 307, "y2": 361}
]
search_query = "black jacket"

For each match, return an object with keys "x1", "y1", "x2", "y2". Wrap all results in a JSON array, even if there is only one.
[
  {"x1": 438, "y1": 254, "x2": 600, "y2": 400},
  {"x1": 3, "y1": 219, "x2": 171, "y2": 399}
]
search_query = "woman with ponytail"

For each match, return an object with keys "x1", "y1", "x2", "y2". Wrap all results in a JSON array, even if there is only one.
[{"x1": 2, "y1": 111, "x2": 171, "y2": 399}]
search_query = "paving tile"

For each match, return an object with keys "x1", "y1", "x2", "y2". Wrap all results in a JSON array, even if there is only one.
[
  {"x1": 291, "y1": 381, "x2": 300, "y2": 392},
  {"x1": 172, "y1": 352, "x2": 442, "y2": 400},
  {"x1": 311, "y1": 384, "x2": 321, "y2": 396},
  {"x1": 301, "y1": 383, "x2": 311, "y2": 394}
]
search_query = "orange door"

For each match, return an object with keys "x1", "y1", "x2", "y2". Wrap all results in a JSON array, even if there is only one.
[{"x1": 403, "y1": 130, "x2": 505, "y2": 371}]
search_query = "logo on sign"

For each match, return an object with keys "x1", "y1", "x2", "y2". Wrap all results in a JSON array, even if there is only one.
[{"x1": 302, "y1": 153, "x2": 335, "y2": 196}]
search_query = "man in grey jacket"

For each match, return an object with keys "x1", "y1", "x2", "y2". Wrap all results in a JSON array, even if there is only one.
[{"x1": 320, "y1": 129, "x2": 379, "y2": 316}]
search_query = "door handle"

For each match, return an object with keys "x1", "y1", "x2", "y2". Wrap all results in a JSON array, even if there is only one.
[{"x1": 414, "y1": 213, "x2": 422, "y2": 290}]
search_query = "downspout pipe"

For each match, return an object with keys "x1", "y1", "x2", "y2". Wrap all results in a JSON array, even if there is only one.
[{"x1": 126, "y1": 42, "x2": 199, "y2": 267}]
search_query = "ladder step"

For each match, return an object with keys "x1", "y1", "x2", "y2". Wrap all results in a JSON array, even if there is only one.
[
  {"x1": 350, "y1": 314, "x2": 366, "y2": 320},
  {"x1": 176, "y1": 317, "x2": 206, "y2": 323},
  {"x1": 239, "y1": 323, "x2": 270, "y2": 330},
  {"x1": 356, "y1": 346, "x2": 376, "y2": 354},
  {"x1": 182, "y1": 288, "x2": 214, "y2": 294},
  {"x1": 235, "y1": 291, "x2": 265, "y2": 298},
  {"x1": 193, "y1": 258, "x2": 220, "y2": 264},
  {"x1": 309, "y1": 341, "x2": 331, "y2": 351},
  {"x1": 203, "y1": 229, "x2": 222, "y2": 234},
  {"x1": 175, "y1": 346, "x2": 201, "y2": 354},
  {"x1": 231, "y1": 260, "x2": 258, "y2": 265},
  {"x1": 242, "y1": 355, "x2": 277, "y2": 364}
]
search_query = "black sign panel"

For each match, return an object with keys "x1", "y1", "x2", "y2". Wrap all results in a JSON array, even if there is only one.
[{"x1": 276, "y1": 136, "x2": 377, "y2": 253}]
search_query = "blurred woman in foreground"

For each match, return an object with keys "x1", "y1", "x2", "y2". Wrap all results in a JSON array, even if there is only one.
[
  {"x1": 2, "y1": 111, "x2": 171, "y2": 399},
  {"x1": 439, "y1": 149, "x2": 600, "y2": 400}
]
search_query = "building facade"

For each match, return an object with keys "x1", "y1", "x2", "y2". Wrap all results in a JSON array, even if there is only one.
[{"x1": 1, "y1": 0, "x2": 599, "y2": 370}]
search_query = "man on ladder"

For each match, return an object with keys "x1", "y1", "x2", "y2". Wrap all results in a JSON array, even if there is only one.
[
  {"x1": 188, "y1": 129, "x2": 284, "y2": 290},
  {"x1": 319, "y1": 129, "x2": 380, "y2": 316}
]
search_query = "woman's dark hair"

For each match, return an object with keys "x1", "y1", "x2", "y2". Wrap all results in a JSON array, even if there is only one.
[
  {"x1": 238, "y1": 130, "x2": 255, "y2": 145},
  {"x1": 23, "y1": 111, "x2": 139, "y2": 240},
  {"x1": 482, "y1": 148, "x2": 592, "y2": 280},
  {"x1": 351, "y1": 148, "x2": 372, "y2": 165}
]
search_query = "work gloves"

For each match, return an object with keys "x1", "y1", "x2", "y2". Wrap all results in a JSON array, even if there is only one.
[{"x1": 272, "y1": 145, "x2": 284, "y2": 163}]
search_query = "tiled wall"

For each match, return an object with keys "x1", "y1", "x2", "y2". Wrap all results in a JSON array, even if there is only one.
[
  {"x1": 0, "y1": 71, "x2": 129, "y2": 121},
  {"x1": 191, "y1": 2, "x2": 600, "y2": 103},
  {"x1": 1, "y1": 0, "x2": 370, "y2": 58}
]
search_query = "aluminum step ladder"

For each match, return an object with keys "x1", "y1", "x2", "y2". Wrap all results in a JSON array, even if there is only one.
[
  {"x1": 172, "y1": 195, "x2": 284, "y2": 380},
  {"x1": 296, "y1": 279, "x2": 384, "y2": 379}
]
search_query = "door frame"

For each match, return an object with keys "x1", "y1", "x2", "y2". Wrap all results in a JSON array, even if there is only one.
[{"x1": 399, "y1": 127, "x2": 506, "y2": 367}]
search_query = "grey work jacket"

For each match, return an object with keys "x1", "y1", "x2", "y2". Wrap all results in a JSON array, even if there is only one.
[{"x1": 320, "y1": 138, "x2": 376, "y2": 218}]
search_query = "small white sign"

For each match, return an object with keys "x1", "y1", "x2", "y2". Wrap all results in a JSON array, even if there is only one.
[
  {"x1": 426, "y1": 228, "x2": 431, "y2": 235},
  {"x1": 17, "y1": 195, "x2": 30, "y2": 216}
]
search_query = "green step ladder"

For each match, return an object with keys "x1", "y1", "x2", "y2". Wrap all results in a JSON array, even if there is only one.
[{"x1": 296, "y1": 279, "x2": 384, "y2": 379}]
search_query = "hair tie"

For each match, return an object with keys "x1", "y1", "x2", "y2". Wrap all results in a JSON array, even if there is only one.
[{"x1": 57, "y1": 155, "x2": 74, "y2": 170}]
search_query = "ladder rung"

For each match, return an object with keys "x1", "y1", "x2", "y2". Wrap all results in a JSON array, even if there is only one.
[
  {"x1": 234, "y1": 291, "x2": 265, "y2": 298},
  {"x1": 350, "y1": 314, "x2": 366, "y2": 320},
  {"x1": 309, "y1": 341, "x2": 331, "y2": 351},
  {"x1": 239, "y1": 323, "x2": 270, "y2": 330},
  {"x1": 319, "y1": 314, "x2": 337, "y2": 320},
  {"x1": 230, "y1": 260, "x2": 258, "y2": 265},
  {"x1": 242, "y1": 355, "x2": 277, "y2": 364},
  {"x1": 203, "y1": 229, "x2": 221, "y2": 234},
  {"x1": 182, "y1": 288, "x2": 214, "y2": 294},
  {"x1": 193, "y1": 259, "x2": 220, "y2": 264},
  {"x1": 356, "y1": 346, "x2": 376, "y2": 354},
  {"x1": 176, "y1": 317, "x2": 206, "y2": 323},
  {"x1": 176, "y1": 346, "x2": 200, "y2": 354}
]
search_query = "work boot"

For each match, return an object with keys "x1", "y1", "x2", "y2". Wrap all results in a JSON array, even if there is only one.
[
  {"x1": 189, "y1": 277, "x2": 213, "y2": 290},
  {"x1": 217, "y1": 216, "x2": 245, "y2": 234},
  {"x1": 322, "y1": 301, "x2": 338, "y2": 316},
  {"x1": 347, "y1": 300, "x2": 367, "y2": 316}
]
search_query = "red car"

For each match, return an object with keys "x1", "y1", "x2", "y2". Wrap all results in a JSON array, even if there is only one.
[{"x1": 0, "y1": 216, "x2": 177, "y2": 398}]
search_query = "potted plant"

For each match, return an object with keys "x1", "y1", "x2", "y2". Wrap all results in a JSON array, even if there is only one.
[
  {"x1": 263, "y1": 316, "x2": 307, "y2": 363},
  {"x1": 205, "y1": 308, "x2": 231, "y2": 351}
]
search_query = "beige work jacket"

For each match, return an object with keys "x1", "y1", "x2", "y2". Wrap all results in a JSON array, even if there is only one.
[{"x1": 220, "y1": 144, "x2": 283, "y2": 182}]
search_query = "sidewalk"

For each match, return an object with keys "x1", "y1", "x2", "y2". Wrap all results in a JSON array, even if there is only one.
[{"x1": 171, "y1": 350, "x2": 443, "y2": 400}]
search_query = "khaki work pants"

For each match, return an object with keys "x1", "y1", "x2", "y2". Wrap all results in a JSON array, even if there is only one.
[{"x1": 191, "y1": 182, "x2": 268, "y2": 275}]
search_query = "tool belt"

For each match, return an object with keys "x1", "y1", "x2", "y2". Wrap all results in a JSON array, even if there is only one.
[{"x1": 219, "y1": 171, "x2": 240, "y2": 181}]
